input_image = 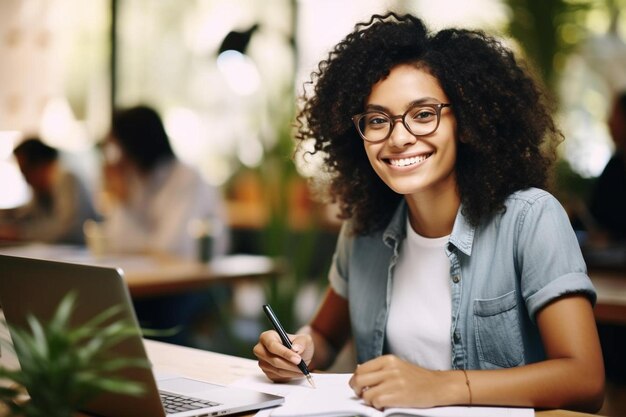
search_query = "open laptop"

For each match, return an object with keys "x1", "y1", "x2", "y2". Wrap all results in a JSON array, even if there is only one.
[{"x1": 0, "y1": 254, "x2": 284, "y2": 417}]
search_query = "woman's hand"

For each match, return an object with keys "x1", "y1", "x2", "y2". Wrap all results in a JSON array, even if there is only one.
[
  {"x1": 349, "y1": 355, "x2": 460, "y2": 410},
  {"x1": 253, "y1": 330, "x2": 315, "y2": 383}
]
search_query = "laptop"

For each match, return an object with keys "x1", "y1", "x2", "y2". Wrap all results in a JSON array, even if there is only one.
[{"x1": 0, "y1": 254, "x2": 284, "y2": 417}]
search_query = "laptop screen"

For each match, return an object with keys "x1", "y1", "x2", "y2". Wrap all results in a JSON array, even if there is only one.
[{"x1": 0, "y1": 254, "x2": 168, "y2": 417}]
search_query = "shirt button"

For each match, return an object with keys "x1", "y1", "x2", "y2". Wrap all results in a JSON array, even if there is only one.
[
  {"x1": 454, "y1": 332, "x2": 461, "y2": 343},
  {"x1": 452, "y1": 275, "x2": 460, "y2": 283}
]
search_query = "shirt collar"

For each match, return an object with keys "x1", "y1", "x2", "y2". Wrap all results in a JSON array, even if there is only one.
[
  {"x1": 382, "y1": 199, "x2": 475, "y2": 256},
  {"x1": 448, "y1": 207, "x2": 474, "y2": 256}
]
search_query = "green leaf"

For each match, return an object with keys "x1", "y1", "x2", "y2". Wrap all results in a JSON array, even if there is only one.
[
  {"x1": 25, "y1": 315, "x2": 48, "y2": 359},
  {"x1": 47, "y1": 291, "x2": 76, "y2": 335},
  {"x1": 68, "y1": 304, "x2": 124, "y2": 342}
]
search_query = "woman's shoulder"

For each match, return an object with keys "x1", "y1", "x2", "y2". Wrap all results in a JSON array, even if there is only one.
[
  {"x1": 498, "y1": 188, "x2": 569, "y2": 226},
  {"x1": 505, "y1": 187, "x2": 560, "y2": 208}
]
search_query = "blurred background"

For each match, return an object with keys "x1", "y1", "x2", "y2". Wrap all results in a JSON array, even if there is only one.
[
  {"x1": 1, "y1": 0, "x2": 625, "y2": 414},
  {"x1": 2, "y1": 0, "x2": 625, "y2": 211}
]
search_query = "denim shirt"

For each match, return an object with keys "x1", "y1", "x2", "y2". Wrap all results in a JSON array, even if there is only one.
[{"x1": 329, "y1": 188, "x2": 596, "y2": 370}]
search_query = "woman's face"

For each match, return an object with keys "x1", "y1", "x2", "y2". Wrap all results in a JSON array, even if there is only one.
[{"x1": 362, "y1": 64, "x2": 457, "y2": 199}]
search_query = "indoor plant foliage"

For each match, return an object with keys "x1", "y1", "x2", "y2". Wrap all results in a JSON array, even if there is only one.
[{"x1": 0, "y1": 292, "x2": 148, "y2": 417}]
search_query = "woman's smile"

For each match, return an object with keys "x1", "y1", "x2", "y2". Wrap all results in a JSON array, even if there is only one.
[{"x1": 385, "y1": 152, "x2": 433, "y2": 168}]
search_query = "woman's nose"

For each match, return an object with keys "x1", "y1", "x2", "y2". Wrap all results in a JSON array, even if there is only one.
[{"x1": 387, "y1": 119, "x2": 417, "y2": 147}]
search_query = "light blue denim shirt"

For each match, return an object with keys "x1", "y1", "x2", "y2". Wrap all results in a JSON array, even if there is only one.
[{"x1": 329, "y1": 188, "x2": 596, "y2": 370}]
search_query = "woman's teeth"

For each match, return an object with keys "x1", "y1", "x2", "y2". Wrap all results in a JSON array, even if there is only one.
[{"x1": 389, "y1": 154, "x2": 430, "y2": 167}]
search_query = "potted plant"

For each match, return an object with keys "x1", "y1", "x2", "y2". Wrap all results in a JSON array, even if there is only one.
[{"x1": 0, "y1": 292, "x2": 148, "y2": 417}]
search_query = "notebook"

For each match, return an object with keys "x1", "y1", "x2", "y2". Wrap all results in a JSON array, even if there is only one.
[
  {"x1": 0, "y1": 254, "x2": 284, "y2": 417},
  {"x1": 232, "y1": 374, "x2": 535, "y2": 417},
  {"x1": 235, "y1": 373, "x2": 535, "y2": 417}
]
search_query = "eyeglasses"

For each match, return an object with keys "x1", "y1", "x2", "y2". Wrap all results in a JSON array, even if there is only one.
[{"x1": 352, "y1": 103, "x2": 451, "y2": 143}]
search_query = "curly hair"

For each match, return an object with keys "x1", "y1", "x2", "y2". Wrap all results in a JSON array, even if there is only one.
[{"x1": 295, "y1": 12, "x2": 562, "y2": 235}]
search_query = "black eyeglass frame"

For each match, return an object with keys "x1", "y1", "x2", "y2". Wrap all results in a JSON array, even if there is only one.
[{"x1": 351, "y1": 103, "x2": 452, "y2": 143}]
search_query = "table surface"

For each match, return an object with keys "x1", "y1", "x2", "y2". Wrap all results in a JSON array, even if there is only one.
[
  {"x1": 144, "y1": 340, "x2": 601, "y2": 417},
  {"x1": 0, "y1": 243, "x2": 286, "y2": 297}
]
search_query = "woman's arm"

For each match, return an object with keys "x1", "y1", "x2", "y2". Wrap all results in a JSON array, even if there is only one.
[
  {"x1": 305, "y1": 287, "x2": 351, "y2": 370},
  {"x1": 253, "y1": 287, "x2": 351, "y2": 381},
  {"x1": 349, "y1": 294, "x2": 605, "y2": 413},
  {"x1": 468, "y1": 293, "x2": 604, "y2": 411}
]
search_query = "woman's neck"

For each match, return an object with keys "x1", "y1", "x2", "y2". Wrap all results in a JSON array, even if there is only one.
[{"x1": 404, "y1": 186, "x2": 460, "y2": 238}]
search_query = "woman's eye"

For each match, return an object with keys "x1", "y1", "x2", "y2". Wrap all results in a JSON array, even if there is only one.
[
  {"x1": 410, "y1": 109, "x2": 436, "y2": 122},
  {"x1": 366, "y1": 115, "x2": 389, "y2": 128}
]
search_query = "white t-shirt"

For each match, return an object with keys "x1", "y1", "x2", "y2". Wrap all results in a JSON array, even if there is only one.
[
  {"x1": 105, "y1": 160, "x2": 229, "y2": 259},
  {"x1": 386, "y1": 217, "x2": 452, "y2": 370}
]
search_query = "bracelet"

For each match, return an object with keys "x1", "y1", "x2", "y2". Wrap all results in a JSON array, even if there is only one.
[{"x1": 461, "y1": 369, "x2": 472, "y2": 405}]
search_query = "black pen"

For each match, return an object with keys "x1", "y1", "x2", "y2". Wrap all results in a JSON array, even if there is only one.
[{"x1": 262, "y1": 304, "x2": 316, "y2": 388}]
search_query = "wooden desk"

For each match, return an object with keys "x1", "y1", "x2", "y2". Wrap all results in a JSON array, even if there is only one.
[
  {"x1": 123, "y1": 254, "x2": 285, "y2": 297},
  {"x1": 589, "y1": 269, "x2": 626, "y2": 325},
  {"x1": 0, "y1": 243, "x2": 285, "y2": 298},
  {"x1": 144, "y1": 340, "x2": 601, "y2": 417}
]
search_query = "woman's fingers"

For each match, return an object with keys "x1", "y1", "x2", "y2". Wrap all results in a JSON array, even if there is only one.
[
  {"x1": 254, "y1": 330, "x2": 309, "y2": 382},
  {"x1": 349, "y1": 368, "x2": 386, "y2": 397},
  {"x1": 349, "y1": 355, "x2": 397, "y2": 395},
  {"x1": 258, "y1": 330, "x2": 303, "y2": 365}
]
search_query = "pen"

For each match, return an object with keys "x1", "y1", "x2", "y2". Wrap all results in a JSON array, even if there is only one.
[{"x1": 262, "y1": 304, "x2": 316, "y2": 388}]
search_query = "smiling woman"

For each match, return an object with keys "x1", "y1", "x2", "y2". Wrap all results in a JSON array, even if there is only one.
[{"x1": 252, "y1": 12, "x2": 605, "y2": 414}]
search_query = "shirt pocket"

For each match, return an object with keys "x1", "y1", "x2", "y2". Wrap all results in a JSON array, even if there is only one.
[{"x1": 473, "y1": 290, "x2": 524, "y2": 369}]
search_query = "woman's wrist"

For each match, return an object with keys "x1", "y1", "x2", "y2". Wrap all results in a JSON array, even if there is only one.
[
  {"x1": 436, "y1": 369, "x2": 472, "y2": 406},
  {"x1": 296, "y1": 325, "x2": 336, "y2": 371}
]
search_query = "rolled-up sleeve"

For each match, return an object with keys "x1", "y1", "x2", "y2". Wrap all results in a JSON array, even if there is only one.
[
  {"x1": 516, "y1": 193, "x2": 596, "y2": 320},
  {"x1": 328, "y1": 222, "x2": 353, "y2": 299}
]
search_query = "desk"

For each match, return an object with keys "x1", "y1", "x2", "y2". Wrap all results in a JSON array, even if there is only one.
[
  {"x1": 589, "y1": 269, "x2": 626, "y2": 325},
  {"x1": 0, "y1": 243, "x2": 285, "y2": 298},
  {"x1": 144, "y1": 340, "x2": 600, "y2": 417}
]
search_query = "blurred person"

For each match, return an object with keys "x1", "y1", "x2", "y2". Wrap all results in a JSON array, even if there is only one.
[
  {"x1": 101, "y1": 105, "x2": 230, "y2": 346},
  {"x1": 0, "y1": 137, "x2": 98, "y2": 244},
  {"x1": 102, "y1": 105, "x2": 229, "y2": 258},
  {"x1": 588, "y1": 91, "x2": 626, "y2": 243}
]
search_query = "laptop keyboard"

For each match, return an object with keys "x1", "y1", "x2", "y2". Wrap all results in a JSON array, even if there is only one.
[{"x1": 160, "y1": 391, "x2": 221, "y2": 414}]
